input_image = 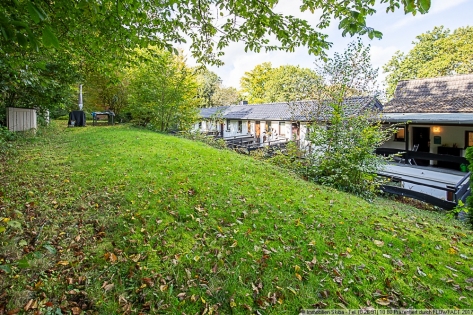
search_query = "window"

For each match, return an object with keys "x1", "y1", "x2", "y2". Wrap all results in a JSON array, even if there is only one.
[
  {"x1": 226, "y1": 119, "x2": 230, "y2": 131},
  {"x1": 247, "y1": 121, "x2": 251, "y2": 134},
  {"x1": 238, "y1": 121, "x2": 243, "y2": 133},
  {"x1": 279, "y1": 122, "x2": 285, "y2": 136},
  {"x1": 266, "y1": 121, "x2": 271, "y2": 132},
  {"x1": 198, "y1": 122, "x2": 202, "y2": 129},
  {"x1": 466, "y1": 131, "x2": 473, "y2": 147},
  {"x1": 394, "y1": 127, "x2": 405, "y2": 142}
]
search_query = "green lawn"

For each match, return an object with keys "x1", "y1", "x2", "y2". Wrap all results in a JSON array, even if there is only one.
[{"x1": 1, "y1": 123, "x2": 472, "y2": 314}]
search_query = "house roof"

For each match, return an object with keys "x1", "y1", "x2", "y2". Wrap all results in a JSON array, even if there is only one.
[
  {"x1": 383, "y1": 74, "x2": 473, "y2": 113},
  {"x1": 199, "y1": 97, "x2": 382, "y2": 122}
]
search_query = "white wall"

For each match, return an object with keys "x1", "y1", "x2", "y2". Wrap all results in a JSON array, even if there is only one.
[
  {"x1": 7, "y1": 107, "x2": 37, "y2": 132},
  {"x1": 223, "y1": 120, "x2": 253, "y2": 138},
  {"x1": 381, "y1": 124, "x2": 473, "y2": 157},
  {"x1": 429, "y1": 125, "x2": 472, "y2": 157}
]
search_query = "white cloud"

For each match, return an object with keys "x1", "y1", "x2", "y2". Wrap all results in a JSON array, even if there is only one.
[
  {"x1": 431, "y1": 0, "x2": 469, "y2": 13},
  {"x1": 180, "y1": 0, "x2": 472, "y2": 92},
  {"x1": 392, "y1": 0, "x2": 469, "y2": 29}
]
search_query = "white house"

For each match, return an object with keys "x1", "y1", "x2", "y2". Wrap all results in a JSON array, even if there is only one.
[
  {"x1": 194, "y1": 97, "x2": 383, "y2": 147},
  {"x1": 380, "y1": 74, "x2": 473, "y2": 169}
]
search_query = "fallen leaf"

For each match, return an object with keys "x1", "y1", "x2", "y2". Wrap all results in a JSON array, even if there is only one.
[
  {"x1": 447, "y1": 247, "x2": 457, "y2": 255},
  {"x1": 57, "y1": 260, "x2": 69, "y2": 266},
  {"x1": 104, "y1": 252, "x2": 117, "y2": 263},
  {"x1": 375, "y1": 298, "x2": 390, "y2": 306},
  {"x1": 71, "y1": 307, "x2": 81, "y2": 315},
  {"x1": 287, "y1": 287, "x2": 297, "y2": 295},
  {"x1": 416, "y1": 267, "x2": 426, "y2": 277},
  {"x1": 24, "y1": 299, "x2": 34, "y2": 311},
  {"x1": 373, "y1": 240, "x2": 384, "y2": 247},
  {"x1": 142, "y1": 277, "x2": 154, "y2": 287},
  {"x1": 103, "y1": 283, "x2": 114, "y2": 292}
]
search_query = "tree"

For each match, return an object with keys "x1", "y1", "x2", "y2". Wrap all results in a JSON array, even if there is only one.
[
  {"x1": 127, "y1": 47, "x2": 199, "y2": 132},
  {"x1": 303, "y1": 40, "x2": 394, "y2": 198},
  {"x1": 1, "y1": 1, "x2": 432, "y2": 67},
  {"x1": 85, "y1": 72, "x2": 128, "y2": 116},
  {"x1": 241, "y1": 63, "x2": 321, "y2": 103},
  {"x1": 383, "y1": 26, "x2": 473, "y2": 98},
  {"x1": 240, "y1": 62, "x2": 274, "y2": 104},
  {"x1": 0, "y1": 49, "x2": 79, "y2": 125},
  {"x1": 263, "y1": 65, "x2": 321, "y2": 102},
  {"x1": 196, "y1": 69, "x2": 222, "y2": 107},
  {"x1": 1, "y1": 0, "x2": 432, "y2": 118},
  {"x1": 211, "y1": 86, "x2": 241, "y2": 106}
]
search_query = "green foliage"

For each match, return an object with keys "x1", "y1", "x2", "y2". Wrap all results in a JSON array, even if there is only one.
[
  {"x1": 1, "y1": 1, "x2": 431, "y2": 67},
  {"x1": 179, "y1": 130, "x2": 227, "y2": 150},
  {"x1": 307, "y1": 114, "x2": 392, "y2": 198},
  {"x1": 240, "y1": 63, "x2": 320, "y2": 103},
  {"x1": 240, "y1": 62, "x2": 274, "y2": 104},
  {"x1": 269, "y1": 141, "x2": 310, "y2": 176},
  {"x1": 383, "y1": 26, "x2": 473, "y2": 98},
  {"x1": 0, "y1": 126, "x2": 17, "y2": 154},
  {"x1": 127, "y1": 47, "x2": 200, "y2": 132},
  {"x1": 196, "y1": 69, "x2": 222, "y2": 107},
  {"x1": 85, "y1": 72, "x2": 128, "y2": 115},
  {"x1": 211, "y1": 86, "x2": 241, "y2": 106},
  {"x1": 0, "y1": 50, "x2": 79, "y2": 121},
  {"x1": 304, "y1": 40, "x2": 393, "y2": 198}
]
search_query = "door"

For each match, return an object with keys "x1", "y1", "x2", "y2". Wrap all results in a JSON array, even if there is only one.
[
  {"x1": 255, "y1": 121, "x2": 261, "y2": 143},
  {"x1": 412, "y1": 127, "x2": 430, "y2": 166},
  {"x1": 292, "y1": 122, "x2": 300, "y2": 141},
  {"x1": 220, "y1": 123, "x2": 224, "y2": 137}
]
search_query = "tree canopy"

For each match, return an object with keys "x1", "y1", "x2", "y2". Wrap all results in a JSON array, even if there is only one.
[
  {"x1": 127, "y1": 47, "x2": 199, "y2": 132},
  {"x1": 196, "y1": 69, "x2": 222, "y2": 108},
  {"x1": 240, "y1": 63, "x2": 320, "y2": 104},
  {"x1": 2, "y1": 0, "x2": 432, "y2": 66},
  {"x1": 383, "y1": 26, "x2": 473, "y2": 98}
]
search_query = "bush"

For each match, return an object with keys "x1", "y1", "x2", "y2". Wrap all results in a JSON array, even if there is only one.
[
  {"x1": 305, "y1": 111, "x2": 392, "y2": 199},
  {"x1": 268, "y1": 141, "x2": 309, "y2": 176},
  {"x1": 0, "y1": 126, "x2": 18, "y2": 154},
  {"x1": 179, "y1": 131, "x2": 227, "y2": 150}
]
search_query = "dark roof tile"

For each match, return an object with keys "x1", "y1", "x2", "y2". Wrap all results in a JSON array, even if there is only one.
[
  {"x1": 384, "y1": 74, "x2": 473, "y2": 113},
  {"x1": 200, "y1": 97, "x2": 381, "y2": 121}
]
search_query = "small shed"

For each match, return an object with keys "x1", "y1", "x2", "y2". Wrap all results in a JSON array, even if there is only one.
[{"x1": 7, "y1": 107, "x2": 37, "y2": 132}]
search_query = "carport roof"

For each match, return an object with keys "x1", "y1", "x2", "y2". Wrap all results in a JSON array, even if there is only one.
[{"x1": 382, "y1": 113, "x2": 473, "y2": 125}]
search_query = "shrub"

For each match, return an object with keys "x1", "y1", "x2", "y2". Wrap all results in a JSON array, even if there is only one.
[
  {"x1": 178, "y1": 131, "x2": 227, "y2": 150},
  {"x1": 0, "y1": 126, "x2": 18, "y2": 154}
]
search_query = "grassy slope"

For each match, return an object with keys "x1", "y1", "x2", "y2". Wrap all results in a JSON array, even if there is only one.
[{"x1": 0, "y1": 124, "x2": 472, "y2": 314}]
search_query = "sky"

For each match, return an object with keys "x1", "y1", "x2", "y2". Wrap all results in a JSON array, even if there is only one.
[{"x1": 182, "y1": 0, "x2": 472, "y2": 91}]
